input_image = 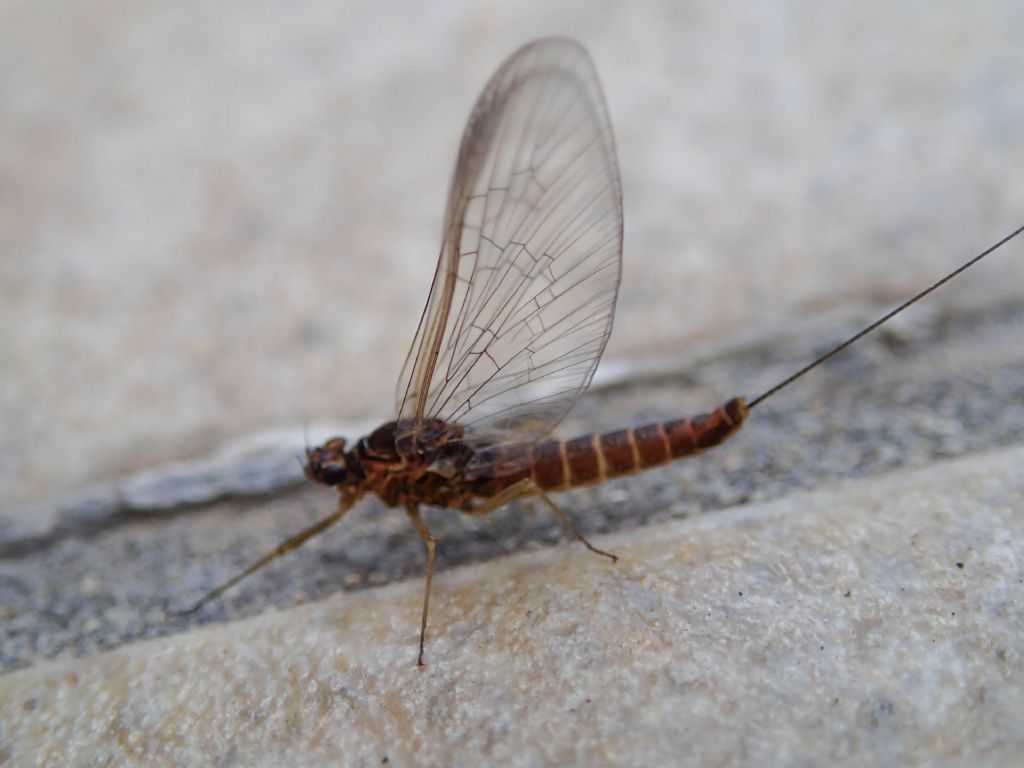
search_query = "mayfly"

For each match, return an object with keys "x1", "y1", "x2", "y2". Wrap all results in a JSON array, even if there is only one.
[{"x1": 179, "y1": 38, "x2": 1024, "y2": 665}]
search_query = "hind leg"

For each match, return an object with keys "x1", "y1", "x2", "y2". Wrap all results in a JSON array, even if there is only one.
[{"x1": 465, "y1": 480, "x2": 616, "y2": 562}]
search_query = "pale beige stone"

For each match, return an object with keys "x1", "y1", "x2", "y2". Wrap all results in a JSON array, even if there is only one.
[
  {"x1": 2, "y1": 446, "x2": 1022, "y2": 766},
  {"x1": 3, "y1": 2, "x2": 1024, "y2": 512}
]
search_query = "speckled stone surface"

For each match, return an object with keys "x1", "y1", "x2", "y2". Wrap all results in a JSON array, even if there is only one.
[
  {"x1": 3, "y1": 3, "x2": 1024, "y2": 766},
  {"x1": 2, "y1": 294, "x2": 1021, "y2": 679},
  {"x1": 2, "y1": 446, "x2": 1022, "y2": 767},
  {"x1": 3, "y1": 1, "x2": 1023, "y2": 513}
]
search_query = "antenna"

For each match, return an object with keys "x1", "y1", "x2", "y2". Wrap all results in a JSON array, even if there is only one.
[{"x1": 747, "y1": 223, "x2": 1024, "y2": 410}]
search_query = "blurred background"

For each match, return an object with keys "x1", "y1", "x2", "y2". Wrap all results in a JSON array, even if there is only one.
[{"x1": 2, "y1": 0, "x2": 1023, "y2": 514}]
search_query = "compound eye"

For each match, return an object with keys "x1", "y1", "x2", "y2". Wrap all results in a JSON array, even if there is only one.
[{"x1": 319, "y1": 464, "x2": 347, "y2": 485}]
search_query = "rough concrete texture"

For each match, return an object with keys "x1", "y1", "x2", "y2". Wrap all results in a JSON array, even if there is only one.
[
  {"x1": 3, "y1": 295, "x2": 1023, "y2": 678},
  {"x1": 3, "y1": 2, "x2": 1024, "y2": 765},
  {"x1": 2, "y1": 446, "x2": 1022, "y2": 767},
  {"x1": 3, "y1": 1, "x2": 1024, "y2": 512}
]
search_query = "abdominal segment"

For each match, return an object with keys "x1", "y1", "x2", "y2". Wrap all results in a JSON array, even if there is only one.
[{"x1": 466, "y1": 397, "x2": 748, "y2": 497}]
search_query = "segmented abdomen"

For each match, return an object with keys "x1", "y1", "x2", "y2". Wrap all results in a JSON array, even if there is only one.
[{"x1": 470, "y1": 397, "x2": 748, "y2": 496}]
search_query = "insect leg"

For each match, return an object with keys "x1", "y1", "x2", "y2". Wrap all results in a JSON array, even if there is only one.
[
  {"x1": 405, "y1": 504, "x2": 436, "y2": 667},
  {"x1": 532, "y1": 485, "x2": 618, "y2": 563},
  {"x1": 462, "y1": 478, "x2": 537, "y2": 516},
  {"x1": 171, "y1": 498, "x2": 353, "y2": 616},
  {"x1": 466, "y1": 480, "x2": 617, "y2": 563}
]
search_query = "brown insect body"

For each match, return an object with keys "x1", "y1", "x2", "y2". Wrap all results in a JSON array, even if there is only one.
[
  {"x1": 305, "y1": 418, "x2": 474, "y2": 510},
  {"x1": 306, "y1": 398, "x2": 748, "y2": 509},
  {"x1": 182, "y1": 37, "x2": 1022, "y2": 665}
]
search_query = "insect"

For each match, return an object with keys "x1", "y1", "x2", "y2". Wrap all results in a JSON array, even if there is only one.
[{"x1": 179, "y1": 37, "x2": 1024, "y2": 665}]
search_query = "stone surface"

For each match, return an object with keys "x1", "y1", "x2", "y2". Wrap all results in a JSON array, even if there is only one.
[
  {"x1": 2, "y1": 297, "x2": 1021, "y2": 676},
  {"x1": 3, "y1": 3, "x2": 1024, "y2": 765},
  {"x1": 3, "y1": 1, "x2": 1024, "y2": 512},
  {"x1": 2, "y1": 446, "x2": 1022, "y2": 767}
]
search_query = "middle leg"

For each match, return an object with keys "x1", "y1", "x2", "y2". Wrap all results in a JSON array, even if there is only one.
[{"x1": 405, "y1": 503, "x2": 437, "y2": 667}]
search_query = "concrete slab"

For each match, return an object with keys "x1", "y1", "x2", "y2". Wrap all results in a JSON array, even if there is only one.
[
  {"x1": 3, "y1": 1, "x2": 1023, "y2": 511},
  {"x1": 2, "y1": 4, "x2": 1023, "y2": 764},
  {"x1": 1, "y1": 445, "x2": 1021, "y2": 766}
]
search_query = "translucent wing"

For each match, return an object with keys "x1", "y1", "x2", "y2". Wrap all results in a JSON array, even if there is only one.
[{"x1": 396, "y1": 38, "x2": 623, "y2": 457}]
